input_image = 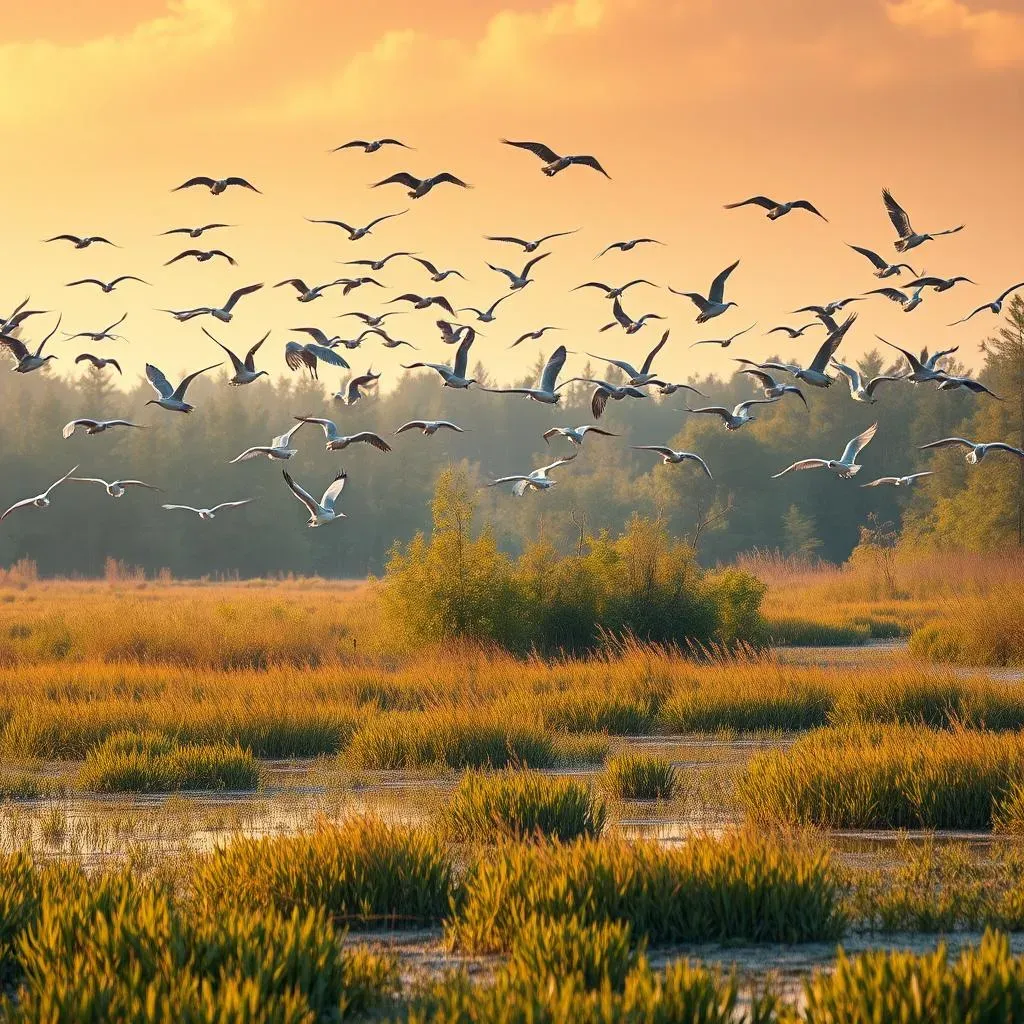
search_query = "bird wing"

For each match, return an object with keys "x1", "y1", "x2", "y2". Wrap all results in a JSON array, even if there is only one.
[
  {"x1": 452, "y1": 328, "x2": 476, "y2": 378},
  {"x1": 431, "y1": 296, "x2": 457, "y2": 316},
  {"x1": 229, "y1": 448, "x2": 271, "y2": 464},
  {"x1": 587, "y1": 353, "x2": 640, "y2": 379},
  {"x1": 487, "y1": 262, "x2": 516, "y2": 283},
  {"x1": 173, "y1": 363, "x2": 222, "y2": 400},
  {"x1": 270, "y1": 422, "x2": 306, "y2": 448},
  {"x1": 633, "y1": 445, "x2": 675, "y2": 457},
  {"x1": 772, "y1": 459, "x2": 828, "y2": 478},
  {"x1": 350, "y1": 432, "x2": 392, "y2": 452},
  {"x1": 210, "y1": 500, "x2": 252, "y2": 512},
  {"x1": 320, "y1": 472, "x2": 348, "y2": 511},
  {"x1": 500, "y1": 139, "x2": 561, "y2": 163},
  {"x1": 686, "y1": 405, "x2": 731, "y2": 423},
  {"x1": 860, "y1": 478, "x2": 894, "y2": 488},
  {"x1": 366, "y1": 210, "x2": 408, "y2": 230},
  {"x1": 998, "y1": 282, "x2": 1024, "y2": 303},
  {"x1": 876, "y1": 335, "x2": 924, "y2": 373},
  {"x1": 296, "y1": 416, "x2": 337, "y2": 438},
  {"x1": 162, "y1": 504, "x2": 202, "y2": 513},
  {"x1": 591, "y1": 388, "x2": 609, "y2": 419},
  {"x1": 431, "y1": 173, "x2": 470, "y2": 188},
  {"x1": 282, "y1": 470, "x2": 320, "y2": 515},
  {"x1": 735, "y1": 399, "x2": 779, "y2": 415},
  {"x1": 223, "y1": 282, "x2": 264, "y2": 311},
  {"x1": 905, "y1": 277, "x2": 944, "y2": 289},
  {"x1": 201, "y1": 328, "x2": 244, "y2": 371},
  {"x1": 919, "y1": 437, "x2": 974, "y2": 451},
  {"x1": 224, "y1": 176, "x2": 260, "y2": 192},
  {"x1": 539, "y1": 454, "x2": 578, "y2": 475},
  {"x1": 61, "y1": 420, "x2": 95, "y2": 438},
  {"x1": 791, "y1": 200, "x2": 827, "y2": 220},
  {"x1": 66, "y1": 278, "x2": 103, "y2": 288},
  {"x1": 396, "y1": 421, "x2": 428, "y2": 434},
  {"x1": 485, "y1": 235, "x2": 529, "y2": 247},
  {"x1": 1, "y1": 335, "x2": 30, "y2": 360},
  {"x1": 244, "y1": 331, "x2": 270, "y2": 367},
  {"x1": 539, "y1": 345, "x2": 567, "y2": 392},
  {"x1": 308, "y1": 218, "x2": 354, "y2": 232},
  {"x1": 308, "y1": 345, "x2": 350, "y2": 368},
  {"x1": 867, "y1": 288, "x2": 909, "y2": 305},
  {"x1": 847, "y1": 244, "x2": 888, "y2": 270},
  {"x1": 489, "y1": 475, "x2": 533, "y2": 487},
  {"x1": 572, "y1": 281, "x2": 611, "y2": 293},
  {"x1": 118, "y1": 480, "x2": 161, "y2": 491},
  {"x1": 173, "y1": 177, "x2": 216, "y2": 190},
  {"x1": 882, "y1": 188, "x2": 912, "y2": 237},
  {"x1": 145, "y1": 363, "x2": 175, "y2": 399},
  {"x1": 864, "y1": 374, "x2": 905, "y2": 397},
  {"x1": 578, "y1": 426, "x2": 616, "y2": 438},
  {"x1": 641, "y1": 330, "x2": 670, "y2": 373},
  {"x1": 739, "y1": 368, "x2": 778, "y2": 388},
  {"x1": 568, "y1": 155, "x2": 610, "y2": 177},
  {"x1": 808, "y1": 314, "x2": 856, "y2": 373},
  {"x1": 840, "y1": 422, "x2": 878, "y2": 464},
  {"x1": 276, "y1": 279, "x2": 308, "y2": 293},
  {"x1": 1, "y1": 497, "x2": 41, "y2": 521},
  {"x1": 724, "y1": 196, "x2": 776, "y2": 211},
  {"x1": 522, "y1": 252, "x2": 550, "y2": 276},
  {"x1": 829, "y1": 359, "x2": 861, "y2": 389},
  {"x1": 45, "y1": 234, "x2": 83, "y2": 243},
  {"x1": 372, "y1": 172, "x2": 420, "y2": 189},
  {"x1": 988, "y1": 443, "x2": 1024, "y2": 457},
  {"x1": 414, "y1": 257, "x2": 439, "y2": 275},
  {"x1": 611, "y1": 297, "x2": 631, "y2": 328},
  {"x1": 708, "y1": 259, "x2": 740, "y2": 304},
  {"x1": 686, "y1": 454, "x2": 714, "y2": 478}
]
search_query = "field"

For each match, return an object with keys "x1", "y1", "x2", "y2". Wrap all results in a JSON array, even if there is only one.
[{"x1": 3, "y1": 563, "x2": 1024, "y2": 1018}]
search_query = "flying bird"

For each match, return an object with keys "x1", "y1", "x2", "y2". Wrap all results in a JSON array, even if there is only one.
[
  {"x1": 362, "y1": 327, "x2": 416, "y2": 350},
  {"x1": 485, "y1": 229, "x2": 577, "y2": 252},
  {"x1": 481, "y1": 345, "x2": 568, "y2": 404},
  {"x1": 342, "y1": 251, "x2": 414, "y2": 272},
  {"x1": 402, "y1": 329, "x2": 476, "y2": 389},
  {"x1": 62, "y1": 418, "x2": 143, "y2": 439},
  {"x1": 389, "y1": 293, "x2": 457, "y2": 316},
  {"x1": 919, "y1": 437, "x2": 1024, "y2": 464},
  {"x1": 371, "y1": 171, "x2": 471, "y2": 198},
  {"x1": 1, "y1": 466, "x2": 78, "y2": 521},
  {"x1": 543, "y1": 425, "x2": 617, "y2": 447},
  {"x1": 159, "y1": 224, "x2": 232, "y2": 239},
  {"x1": 935, "y1": 375, "x2": 1003, "y2": 399},
  {"x1": 66, "y1": 276, "x2": 148, "y2": 293},
  {"x1": 904, "y1": 275, "x2": 974, "y2": 293},
  {"x1": 275, "y1": 278, "x2": 348, "y2": 303},
  {"x1": 500, "y1": 139, "x2": 609, "y2": 178},
  {"x1": 830, "y1": 359, "x2": 905, "y2": 403},
  {"x1": 920, "y1": 345, "x2": 959, "y2": 371},
  {"x1": 596, "y1": 238, "x2": 662, "y2": 258},
  {"x1": 847, "y1": 244, "x2": 918, "y2": 279},
  {"x1": 338, "y1": 310, "x2": 405, "y2": 329},
  {"x1": 766, "y1": 323, "x2": 821, "y2": 339},
  {"x1": 737, "y1": 369, "x2": 808, "y2": 408},
  {"x1": 669, "y1": 259, "x2": 740, "y2": 323},
  {"x1": 861, "y1": 473, "x2": 933, "y2": 488},
  {"x1": 165, "y1": 249, "x2": 236, "y2": 266},
  {"x1": 160, "y1": 283, "x2": 263, "y2": 323},
  {"x1": 511, "y1": 326, "x2": 562, "y2": 348},
  {"x1": 172, "y1": 176, "x2": 260, "y2": 195},
  {"x1": 162, "y1": 500, "x2": 252, "y2": 519},
  {"x1": 600, "y1": 296, "x2": 664, "y2": 334},
  {"x1": 864, "y1": 284, "x2": 927, "y2": 313},
  {"x1": 724, "y1": 196, "x2": 827, "y2": 221},
  {"x1": 331, "y1": 138, "x2": 411, "y2": 153},
  {"x1": 588, "y1": 330, "x2": 670, "y2": 385},
  {"x1": 409, "y1": 257, "x2": 465, "y2": 282},
  {"x1": 63, "y1": 313, "x2": 129, "y2": 343},
  {"x1": 294, "y1": 416, "x2": 391, "y2": 453},
  {"x1": 44, "y1": 234, "x2": 117, "y2": 249},
  {"x1": 773, "y1": 422, "x2": 879, "y2": 480},
  {"x1": 632, "y1": 447, "x2": 713, "y2": 476},
  {"x1": 949, "y1": 283, "x2": 1024, "y2": 325},
  {"x1": 395, "y1": 420, "x2": 466, "y2": 436},
  {"x1": 690, "y1": 323, "x2": 757, "y2": 349},
  {"x1": 882, "y1": 188, "x2": 964, "y2": 252},
  {"x1": 70, "y1": 477, "x2": 162, "y2": 498},
  {"x1": 875, "y1": 336, "x2": 948, "y2": 383},
  {"x1": 284, "y1": 341, "x2": 349, "y2": 380},
  {"x1": 436, "y1": 320, "x2": 471, "y2": 345},
  {"x1": 307, "y1": 211, "x2": 407, "y2": 240},
  {"x1": 793, "y1": 298, "x2": 862, "y2": 318},
  {"x1": 75, "y1": 354, "x2": 122, "y2": 374},
  {"x1": 202, "y1": 327, "x2": 269, "y2": 385},
  {"x1": 486, "y1": 252, "x2": 549, "y2": 290},
  {"x1": 572, "y1": 279, "x2": 655, "y2": 299},
  {"x1": 1, "y1": 314, "x2": 62, "y2": 373},
  {"x1": 735, "y1": 313, "x2": 856, "y2": 389},
  {"x1": 686, "y1": 398, "x2": 778, "y2": 430},
  {"x1": 488, "y1": 454, "x2": 578, "y2": 496},
  {"x1": 1, "y1": 300, "x2": 48, "y2": 335},
  {"x1": 559, "y1": 378, "x2": 648, "y2": 419},
  {"x1": 145, "y1": 362, "x2": 221, "y2": 413},
  {"x1": 334, "y1": 371, "x2": 382, "y2": 405},
  {"x1": 459, "y1": 293, "x2": 514, "y2": 323},
  {"x1": 282, "y1": 470, "x2": 348, "y2": 527},
  {"x1": 229, "y1": 423, "x2": 306, "y2": 463}
]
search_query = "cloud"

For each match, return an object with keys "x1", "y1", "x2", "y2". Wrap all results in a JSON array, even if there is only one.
[{"x1": 886, "y1": 0, "x2": 1024, "y2": 66}]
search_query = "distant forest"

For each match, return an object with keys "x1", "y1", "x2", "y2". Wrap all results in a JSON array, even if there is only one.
[{"x1": 2, "y1": 301, "x2": 1021, "y2": 578}]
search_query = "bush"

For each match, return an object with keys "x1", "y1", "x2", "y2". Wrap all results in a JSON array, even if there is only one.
[
  {"x1": 602, "y1": 752, "x2": 678, "y2": 800},
  {"x1": 438, "y1": 770, "x2": 606, "y2": 842}
]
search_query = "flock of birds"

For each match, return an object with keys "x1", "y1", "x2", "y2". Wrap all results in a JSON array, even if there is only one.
[{"x1": 2, "y1": 137, "x2": 1022, "y2": 530}]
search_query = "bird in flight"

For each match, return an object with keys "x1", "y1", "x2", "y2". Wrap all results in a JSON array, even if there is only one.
[
  {"x1": 295, "y1": 416, "x2": 392, "y2": 453},
  {"x1": 487, "y1": 252, "x2": 549, "y2": 291},
  {"x1": 162, "y1": 500, "x2": 252, "y2": 519},
  {"x1": 935, "y1": 375, "x2": 1003, "y2": 399},
  {"x1": 829, "y1": 359, "x2": 904, "y2": 404},
  {"x1": 1, "y1": 314, "x2": 62, "y2": 373},
  {"x1": 773, "y1": 423, "x2": 879, "y2": 480},
  {"x1": 172, "y1": 176, "x2": 260, "y2": 195},
  {"x1": 489, "y1": 454, "x2": 578, "y2": 496},
  {"x1": 485, "y1": 229, "x2": 577, "y2": 252},
  {"x1": 459, "y1": 293, "x2": 514, "y2": 323},
  {"x1": 766, "y1": 323, "x2": 821, "y2": 339},
  {"x1": 875, "y1": 336, "x2": 948, "y2": 384},
  {"x1": 543, "y1": 425, "x2": 617, "y2": 447},
  {"x1": 160, "y1": 224, "x2": 232, "y2": 239},
  {"x1": 165, "y1": 249, "x2": 236, "y2": 266},
  {"x1": 229, "y1": 423, "x2": 305, "y2": 464},
  {"x1": 388, "y1": 293, "x2": 457, "y2": 316},
  {"x1": 331, "y1": 138, "x2": 411, "y2": 153},
  {"x1": 145, "y1": 362, "x2": 222, "y2": 413},
  {"x1": 735, "y1": 314, "x2": 856, "y2": 389},
  {"x1": 919, "y1": 437, "x2": 1024, "y2": 464},
  {"x1": 670, "y1": 260, "x2": 741, "y2": 324},
  {"x1": 371, "y1": 171, "x2": 471, "y2": 199},
  {"x1": 75, "y1": 354, "x2": 122, "y2": 374},
  {"x1": 408, "y1": 257, "x2": 465, "y2": 283},
  {"x1": 737, "y1": 368, "x2": 807, "y2": 408},
  {"x1": 690, "y1": 323, "x2": 757, "y2": 349},
  {"x1": 903, "y1": 274, "x2": 973, "y2": 293},
  {"x1": 44, "y1": 234, "x2": 117, "y2": 249},
  {"x1": 67, "y1": 276, "x2": 148, "y2": 293},
  {"x1": 482, "y1": 345, "x2": 569, "y2": 405},
  {"x1": 846, "y1": 244, "x2": 918, "y2": 279},
  {"x1": 861, "y1": 473, "x2": 933, "y2": 488},
  {"x1": 307, "y1": 211, "x2": 407, "y2": 240},
  {"x1": 275, "y1": 278, "x2": 348, "y2": 303},
  {"x1": 511, "y1": 326, "x2": 562, "y2": 349},
  {"x1": 588, "y1": 330, "x2": 670, "y2": 386},
  {"x1": 864, "y1": 283, "x2": 927, "y2": 313},
  {"x1": 402, "y1": 329, "x2": 476, "y2": 389},
  {"x1": 596, "y1": 238, "x2": 663, "y2": 258},
  {"x1": 560, "y1": 378, "x2": 648, "y2": 419},
  {"x1": 160, "y1": 283, "x2": 263, "y2": 323},
  {"x1": 600, "y1": 296, "x2": 664, "y2": 334},
  {"x1": 396, "y1": 420, "x2": 466, "y2": 437},
  {"x1": 342, "y1": 251, "x2": 415, "y2": 273},
  {"x1": 202, "y1": 327, "x2": 270, "y2": 386},
  {"x1": 949, "y1": 282, "x2": 1024, "y2": 325},
  {"x1": 282, "y1": 470, "x2": 348, "y2": 528},
  {"x1": 573, "y1": 279, "x2": 655, "y2": 300},
  {"x1": 334, "y1": 371, "x2": 382, "y2": 405},
  {"x1": 284, "y1": 340, "x2": 350, "y2": 380},
  {"x1": 724, "y1": 196, "x2": 827, "y2": 221},
  {"x1": 632, "y1": 446, "x2": 713, "y2": 476},
  {"x1": 62, "y1": 418, "x2": 143, "y2": 439},
  {"x1": 882, "y1": 188, "x2": 963, "y2": 252},
  {"x1": 70, "y1": 477, "x2": 162, "y2": 498},
  {"x1": 686, "y1": 398, "x2": 778, "y2": 431},
  {"x1": 500, "y1": 139, "x2": 610, "y2": 178},
  {"x1": 63, "y1": 313, "x2": 129, "y2": 343},
  {"x1": 1, "y1": 465, "x2": 78, "y2": 522}
]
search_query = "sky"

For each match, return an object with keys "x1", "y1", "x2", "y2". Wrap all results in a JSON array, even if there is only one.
[{"x1": 2, "y1": 0, "x2": 1022, "y2": 393}]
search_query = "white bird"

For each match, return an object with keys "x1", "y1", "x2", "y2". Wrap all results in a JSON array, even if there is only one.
[
  {"x1": 62, "y1": 418, "x2": 143, "y2": 439},
  {"x1": 542, "y1": 425, "x2": 618, "y2": 447},
  {"x1": 1, "y1": 465, "x2": 78, "y2": 521},
  {"x1": 229, "y1": 423, "x2": 306, "y2": 463},
  {"x1": 559, "y1": 378, "x2": 648, "y2": 419},
  {"x1": 396, "y1": 420, "x2": 465, "y2": 436},
  {"x1": 572, "y1": 279, "x2": 656, "y2": 299},
  {"x1": 70, "y1": 477, "x2": 162, "y2": 498},
  {"x1": 686, "y1": 398, "x2": 778, "y2": 430},
  {"x1": 459, "y1": 293, "x2": 514, "y2": 323},
  {"x1": 485, "y1": 229, "x2": 577, "y2": 252},
  {"x1": 847, "y1": 244, "x2": 918, "y2": 279},
  {"x1": 773, "y1": 422, "x2": 879, "y2": 479},
  {"x1": 409, "y1": 257, "x2": 465, "y2": 282},
  {"x1": 488, "y1": 454, "x2": 578, "y2": 496},
  {"x1": 600, "y1": 297, "x2": 664, "y2": 334},
  {"x1": 735, "y1": 313, "x2": 856, "y2": 389},
  {"x1": 331, "y1": 138, "x2": 411, "y2": 153},
  {"x1": 295, "y1": 416, "x2": 392, "y2": 453},
  {"x1": 500, "y1": 139, "x2": 610, "y2": 178},
  {"x1": 949, "y1": 283, "x2": 1024, "y2": 325},
  {"x1": 284, "y1": 341, "x2": 349, "y2": 380},
  {"x1": 690, "y1": 323, "x2": 757, "y2": 349},
  {"x1": 669, "y1": 259, "x2": 740, "y2": 323},
  {"x1": 920, "y1": 345, "x2": 959, "y2": 371},
  {"x1": 371, "y1": 171, "x2": 471, "y2": 198},
  {"x1": 829, "y1": 359, "x2": 905, "y2": 404},
  {"x1": 792, "y1": 298, "x2": 862, "y2": 318},
  {"x1": 172, "y1": 176, "x2": 260, "y2": 195},
  {"x1": 334, "y1": 371, "x2": 381, "y2": 405},
  {"x1": 487, "y1": 252, "x2": 549, "y2": 290},
  {"x1": 165, "y1": 249, "x2": 236, "y2": 266},
  {"x1": 865, "y1": 283, "x2": 927, "y2": 313},
  {"x1": 162, "y1": 500, "x2": 252, "y2": 519},
  {"x1": 145, "y1": 362, "x2": 221, "y2": 413},
  {"x1": 160, "y1": 283, "x2": 263, "y2": 323},
  {"x1": 736, "y1": 368, "x2": 808, "y2": 407},
  {"x1": 307, "y1": 211, "x2": 407, "y2": 240},
  {"x1": 275, "y1": 278, "x2": 347, "y2": 303},
  {"x1": 63, "y1": 313, "x2": 129, "y2": 343},
  {"x1": 724, "y1": 195, "x2": 827, "y2": 221},
  {"x1": 402, "y1": 328, "x2": 476, "y2": 389},
  {"x1": 44, "y1": 233, "x2": 117, "y2": 249},
  {"x1": 2, "y1": 315, "x2": 61, "y2": 373},
  {"x1": 282, "y1": 469, "x2": 348, "y2": 527},
  {"x1": 159, "y1": 224, "x2": 232, "y2": 239},
  {"x1": 935, "y1": 375, "x2": 1002, "y2": 399},
  {"x1": 202, "y1": 328, "x2": 269, "y2": 385},
  {"x1": 389, "y1": 292, "x2": 458, "y2": 316},
  {"x1": 597, "y1": 238, "x2": 662, "y2": 257},
  {"x1": 588, "y1": 330, "x2": 669, "y2": 385},
  {"x1": 861, "y1": 473, "x2": 933, "y2": 488},
  {"x1": 632, "y1": 447, "x2": 713, "y2": 476},
  {"x1": 75, "y1": 353, "x2": 122, "y2": 374},
  {"x1": 883, "y1": 188, "x2": 964, "y2": 252},
  {"x1": 876, "y1": 337, "x2": 948, "y2": 384},
  {"x1": 482, "y1": 345, "x2": 568, "y2": 404},
  {"x1": 921, "y1": 437, "x2": 1024, "y2": 464},
  {"x1": 66, "y1": 275, "x2": 148, "y2": 293}
]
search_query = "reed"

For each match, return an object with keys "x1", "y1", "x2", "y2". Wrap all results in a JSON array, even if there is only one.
[
  {"x1": 602, "y1": 752, "x2": 678, "y2": 800},
  {"x1": 911, "y1": 585, "x2": 1024, "y2": 667}
]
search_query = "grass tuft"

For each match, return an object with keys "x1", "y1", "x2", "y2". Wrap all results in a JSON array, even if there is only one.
[{"x1": 602, "y1": 752, "x2": 678, "y2": 800}]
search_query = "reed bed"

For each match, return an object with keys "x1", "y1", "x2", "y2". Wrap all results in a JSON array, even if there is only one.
[
  {"x1": 741, "y1": 724, "x2": 1024, "y2": 830},
  {"x1": 911, "y1": 584, "x2": 1024, "y2": 667},
  {"x1": 438, "y1": 770, "x2": 606, "y2": 843},
  {"x1": 602, "y1": 752, "x2": 678, "y2": 800}
]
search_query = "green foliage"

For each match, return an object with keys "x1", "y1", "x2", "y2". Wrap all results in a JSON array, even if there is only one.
[
  {"x1": 76, "y1": 730, "x2": 259, "y2": 792},
  {"x1": 192, "y1": 818, "x2": 455, "y2": 929},
  {"x1": 447, "y1": 831, "x2": 845, "y2": 953},
  {"x1": 438, "y1": 770, "x2": 607, "y2": 843},
  {"x1": 782, "y1": 504, "x2": 823, "y2": 561},
  {"x1": 602, "y1": 752, "x2": 678, "y2": 800}
]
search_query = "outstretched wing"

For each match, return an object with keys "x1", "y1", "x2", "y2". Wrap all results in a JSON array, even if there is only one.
[
  {"x1": 568, "y1": 154, "x2": 610, "y2": 177},
  {"x1": 452, "y1": 327, "x2": 476, "y2": 379},
  {"x1": 320, "y1": 472, "x2": 348, "y2": 511},
  {"x1": 210, "y1": 500, "x2": 252, "y2": 513},
  {"x1": 847, "y1": 243, "x2": 888, "y2": 271},
  {"x1": 641, "y1": 330, "x2": 670, "y2": 373},
  {"x1": 173, "y1": 176, "x2": 216, "y2": 191},
  {"x1": 918, "y1": 437, "x2": 974, "y2": 452},
  {"x1": 282, "y1": 470, "x2": 320, "y2": 515},
  {"x1": 724, "y1": 196, "x2": 776, "y2": 211},
  {"x1": 808, "y1": 314, "x2": 856, "y2": 373},
  {"x1": 840, "y1": 422, "x2": 878, "y2": 464},
  {"x1": 882, "y1": 188, "x2": 912, "y2": 238},
  {"x1": 772, "y1": 459, "x2": 828, "y2": 478},
  {"x1": 539, "y1": 345, "x2": 567, "y2": 392},
  {"x1": 145, "y1": 363, "x2": 175, "y2": 399},
  {"x1": 791, "y1": 200, "x2": 827, "y2": 220},
  {"x1": 708, "y1": 259, "x2": 740, "y2": 304},
  {"x1": 500, "y1": 138, "x2": 561, "y2": 163},
  {"x1": 173, "y1": 363, "x2": 222, "y2": 400},
  {"x1": 372, "y1": 172, "x2": 420, "y2": 189}
]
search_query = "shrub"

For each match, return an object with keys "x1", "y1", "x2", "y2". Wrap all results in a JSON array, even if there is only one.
[
  {"x1": 192, "y1": 817, "x2": 455, "y2": 929},
  {"x1": 438, "y1": 770, "x2": 606, "y2": 843},
  {"x1": 602, "y1": 752, "x2": 678, "y2": 800}
]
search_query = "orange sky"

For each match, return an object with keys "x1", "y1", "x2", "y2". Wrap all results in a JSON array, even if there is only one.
[{"x1": 2, "y1": 0, "x2": 1022, "y2": 392}]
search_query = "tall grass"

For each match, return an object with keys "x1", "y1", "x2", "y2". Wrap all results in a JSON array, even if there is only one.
[
  {"x1": 602, "y1": 752, "x2": 678, "y2": 800},
  {"x1": 741, "y1": 724, "x2": 1024, "y2": 829},
  {"x1": 438, "y1": 770, "x2": 606, "y2": 842},
  {"x1": 448, "y1": 830, "x2": 845, "y2": 953},
  {"x1": 911, "y1": 585, "x2": 1024, "y2": 667},
  {"x1": 192, "y1": 817, "x2": 455, "y2": 929}
]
